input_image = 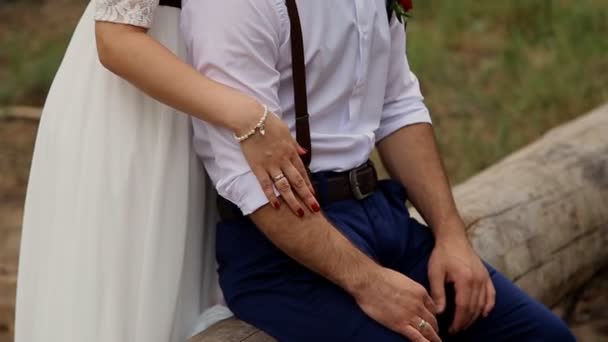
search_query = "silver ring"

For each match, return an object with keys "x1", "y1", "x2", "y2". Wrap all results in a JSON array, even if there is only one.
[
  {"x1": 417, "y1": 319, "x2": 428, "y2": 331},
  {"x1": 273, "y1": 174, "x2": 286, "y2": 182}
]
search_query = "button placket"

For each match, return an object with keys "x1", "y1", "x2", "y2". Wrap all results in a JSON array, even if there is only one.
[{"x1": 350, "y1": 0, "x2": 372, "y2": 121}]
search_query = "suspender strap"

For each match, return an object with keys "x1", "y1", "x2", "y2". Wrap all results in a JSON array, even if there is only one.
[
  {"x1": 285, "y1": 0, "x2": 312, "y2": 168},
  {"x1": 159, "y1": 0, "x2": 181, "y2": 8}
]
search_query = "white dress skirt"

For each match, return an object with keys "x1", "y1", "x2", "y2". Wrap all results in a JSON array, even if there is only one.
[{"x1": 14, "y1": 2, "x2": 231, "y2": 342}]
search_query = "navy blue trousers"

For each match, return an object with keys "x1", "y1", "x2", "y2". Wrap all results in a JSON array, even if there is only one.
[{"x1": 216, "y1": 179, "x2": 575, "y2": 341}]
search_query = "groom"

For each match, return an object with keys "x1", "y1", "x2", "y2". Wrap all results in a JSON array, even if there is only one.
[{"x1": 181, "y1": 1, "x2": 574, "y2": 341}]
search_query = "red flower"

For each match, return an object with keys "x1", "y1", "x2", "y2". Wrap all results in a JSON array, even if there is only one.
[{"x1": 399, "y1": 0, "x2": 413, "y2": 11}]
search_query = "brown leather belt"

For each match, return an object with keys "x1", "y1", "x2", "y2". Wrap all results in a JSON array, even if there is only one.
[
  {"x1": 315, "y1": 161, "x2": 378, "y2": 203},
  {"x1": 218, "y1": 161, "x2": 378, "y2": 221}
]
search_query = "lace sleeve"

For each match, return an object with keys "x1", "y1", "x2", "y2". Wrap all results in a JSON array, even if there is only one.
[{"x1": 94, "y1": 0, "x2": 160, "y2": 28}]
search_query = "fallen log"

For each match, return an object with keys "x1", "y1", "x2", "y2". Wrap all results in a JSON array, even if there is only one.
[
  {"x1": 0, "y1": 106, "x2": 42, "y2": 121},
  {"x1": 191, "y1": 104, "x2": 608, "y2": 342},
  {"x1": 189, "y1": 319, "x2": 273, "y2": 342},
  {"x1": 444, "y1": 104, "x2": 608, "y2": 306}
]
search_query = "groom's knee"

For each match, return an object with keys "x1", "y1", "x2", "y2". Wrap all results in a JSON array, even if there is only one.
[
  {"x1": 462, "y1": 267, "x2": 576, "y2": 341},
  {"x1": 536, "y1": 314, "x2": 576, "y2": 341}
]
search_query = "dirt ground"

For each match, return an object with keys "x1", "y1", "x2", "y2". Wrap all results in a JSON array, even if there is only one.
[
  {"x1": 0, "y1": 116, "x2": 607, "y2": 341},
  {"x1": 0, "y1": 114, "x2": 36, "y2": 342}
]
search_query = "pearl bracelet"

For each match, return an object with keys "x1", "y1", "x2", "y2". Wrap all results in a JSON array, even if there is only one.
[{"x1": 234, "y1": 104, "x2": 269, "y2": 142}]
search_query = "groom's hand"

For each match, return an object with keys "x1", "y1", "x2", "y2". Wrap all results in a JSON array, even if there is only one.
[
  {"x1": 428, "y1": 230, "x2": 496, "y2": 335},
  {"x1": 353, "y1": 267, "x2": 442, "y2": 342}
]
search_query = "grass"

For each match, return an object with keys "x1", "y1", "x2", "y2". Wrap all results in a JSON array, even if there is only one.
[
  {"x1": 0, "y1": 0, "x2": 607, "y2": 182},
  {"x1": 408, "y1": 0, "x2": 608, "y2": 182},
  {"x1": 0, "y1": 35, "x2": 69, "y2": 106},
  {"x1": 0, "y1": 0, "x2": 82, "y2": 106}
]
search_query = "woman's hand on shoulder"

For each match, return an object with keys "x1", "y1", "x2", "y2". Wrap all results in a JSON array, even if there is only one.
[{"x1": 237, "y1": 104, "x2": 320, "y2": 217}]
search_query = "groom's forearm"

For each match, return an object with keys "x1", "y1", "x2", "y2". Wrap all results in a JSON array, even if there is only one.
[
  {"x1": 249, "y1": 204, "x2": 378, "y2": 295},
  {"x1": 377, "y1": 123, "x2": 466, "y2": 239}
]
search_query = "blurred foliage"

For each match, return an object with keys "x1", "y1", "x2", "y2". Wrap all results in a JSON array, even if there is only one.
[
  {"x1": 0, "y1": 0, "x2": 84, "y2": 106},
  {"x1": 0, "y1": 35, "x2": 67, "y2": 106},
  {"x1": 0, "y1": 0, "x2": 607, "y2": 182},
  {"x1": 408, "y1": 0, "x2": 608, "y2": 181}
]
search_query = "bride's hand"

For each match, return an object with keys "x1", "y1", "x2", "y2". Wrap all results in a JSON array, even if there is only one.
[{"x1": 237, "y1": 108, "x2": 320, "y2": 217}]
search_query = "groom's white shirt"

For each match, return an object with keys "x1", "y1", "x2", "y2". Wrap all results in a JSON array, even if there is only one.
[{"x1": 181, "y1": 0, "x2": 431, "y2": 214}]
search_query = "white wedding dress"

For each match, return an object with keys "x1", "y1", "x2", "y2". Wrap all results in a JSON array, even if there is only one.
[{"x1": 14, "y1": 1, "x2": 231, "y2": 341}]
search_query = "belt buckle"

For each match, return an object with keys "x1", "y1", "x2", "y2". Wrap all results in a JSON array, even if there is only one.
[{"x1": 349, "y1": 162, "x2": 375, "y2": 201}]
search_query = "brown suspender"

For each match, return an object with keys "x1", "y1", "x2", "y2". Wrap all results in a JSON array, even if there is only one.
[
  {"x1": 285, "y1": 0, "x2": 312, "y2": 168},
  {"x1": 158, "y1": 0, "x2": 180, "y2": 8}
]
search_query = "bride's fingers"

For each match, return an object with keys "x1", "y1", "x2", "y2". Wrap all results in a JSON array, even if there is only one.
[
  {"x1": 270, "y1": 167, "x2": 305, "y2": 217},
  {"x1": 282, "y1": 162, "x2": 319, "y2": 213},
  {"x1": 297, "y1": 144, "x2": 308, "y2": 155},
  {"x1": 252, "y1": 166, "x2": 280, "y2": 209},
  {"x1": 291, "y1": 147, "x2": 315, "y2": 195}
]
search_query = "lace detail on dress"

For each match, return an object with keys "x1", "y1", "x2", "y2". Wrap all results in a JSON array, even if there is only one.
[{"x1": 94, "y1": 0, "x2": 160, "y2": 28}]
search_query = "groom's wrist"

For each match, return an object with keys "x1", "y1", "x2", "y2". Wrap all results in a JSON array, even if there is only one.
[
  {"x1": 343, "y1": 262, "x2": 383, "y2": 298},
  {"x1": 429, "y1": 214, "x2": 469, "y2": 243}
]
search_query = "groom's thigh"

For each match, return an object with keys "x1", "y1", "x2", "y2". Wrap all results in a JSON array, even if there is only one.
[
  {"x1": 394, "y1": 220, "x2": 575, "y2": 341},
  {"x1": 447, "y1": 267, "x2": 575, "y2": 342},
  {"x1": 230, "y1": 274, "x2": 409, "y2": 342}
]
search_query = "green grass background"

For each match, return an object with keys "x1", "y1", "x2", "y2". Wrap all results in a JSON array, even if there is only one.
[
  {"x1": 409, "y1": 0, "x2": 608, "y2": 182},
  {"x1": 1, "y1": 0, "x2": 607, "y2": 183}
]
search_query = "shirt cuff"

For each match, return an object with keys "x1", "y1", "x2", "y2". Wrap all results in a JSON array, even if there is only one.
[
  {"x1": 375, "y1": 106, "x2": 432, "y2": 142},
  {"x1": 217, "y1": 170, "x2": 270, "y2": 215}
]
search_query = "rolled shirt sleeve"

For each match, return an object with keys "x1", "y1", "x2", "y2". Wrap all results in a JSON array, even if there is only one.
[
  {"x1": 181, "y1": 0, "x2": 285, "y2": 215},
  {"x1": 375, "y1": 19, "x2": 432, "y2": 142}
]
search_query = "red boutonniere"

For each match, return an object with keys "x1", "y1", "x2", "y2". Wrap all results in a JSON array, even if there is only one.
[{"x1": 387, "y1": 0, "x2": 413, "y2": 24}]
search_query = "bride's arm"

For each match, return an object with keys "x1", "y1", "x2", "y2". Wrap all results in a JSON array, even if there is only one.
[
  {"x1": 95, "y1": 22, "x2": 258, "y2": 134},
  {"x1": 93, "y1": 22, "x2": 319, "y2": 214}
]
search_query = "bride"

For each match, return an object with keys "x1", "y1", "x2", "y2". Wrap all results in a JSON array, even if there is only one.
[{"x1": 14, "y1": 1, "x2": 318, "y2": 341}]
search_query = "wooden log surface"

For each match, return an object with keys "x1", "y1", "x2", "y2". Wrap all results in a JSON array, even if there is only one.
[
  {"x1": 438, "y1": 104, "x2": 608, "y2": 306},
  {"x1": 191, "y1": 104, "x2": 608, "y2": 342},
  {"x1": 0, "y1": 106, "x2": 42, "y2": 121},
  {"x1": 189, "y1": 319, "x2": 273, "y2": 342}
]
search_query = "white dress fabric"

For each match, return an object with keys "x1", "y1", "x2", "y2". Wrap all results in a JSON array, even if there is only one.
[{"x1": 14, "y1": 2, "x2": 231, "y2": 342}]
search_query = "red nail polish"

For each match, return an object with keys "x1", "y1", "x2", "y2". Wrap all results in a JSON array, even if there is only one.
[
  {"x1": 297, "y1": 209, "x2": 305, "y2": 217},
  {"x1": 311, "y1": 203, "x2": 321, "y2": 212},
  {"x1": 273, "y1": 202, "x2": 281, "y2": 209}
]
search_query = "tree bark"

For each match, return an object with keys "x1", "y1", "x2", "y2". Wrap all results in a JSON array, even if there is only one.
[
  {"x1": 0, "y1": 106, "x2": 42, "y2": 121},
  {"x1": 440, "y1": 104, "x2": 608, "y2": 306}
]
